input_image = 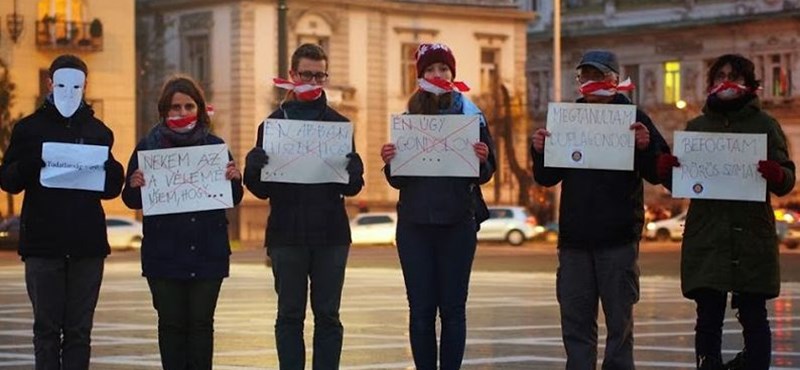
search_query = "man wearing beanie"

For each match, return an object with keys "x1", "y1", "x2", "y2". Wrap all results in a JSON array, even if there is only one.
[
  {"x1": 530, "y1": 50, "x2": 668, "y2": 370},
  {"x1": 0, "y1": 54, "x2": 124, "y2": 369}
]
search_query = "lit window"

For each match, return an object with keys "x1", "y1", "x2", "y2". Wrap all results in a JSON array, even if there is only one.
[
  {"x1": 755, "y1": 53, "x2": 793, "y2": 100},
  {"x1": 401, "y1": 43, "x2": 419, "y2": 95},
  {"x1": 664, "y1": 61, "x2": 681, "y2": 104}
]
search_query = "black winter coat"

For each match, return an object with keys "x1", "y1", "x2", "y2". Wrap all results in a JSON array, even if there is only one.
[
  {"x1": 532, "y1": 94, "x2": 669, "y2": 249},
  {"x1": 243, "y1": 96, "x2": 363, "y2": 248},
  {"x1": 0, "y1": 101, "x2": 125, "y2": 258},
  {"x1": 121, "y1": 126, "x2": 243, "y2": 279}
]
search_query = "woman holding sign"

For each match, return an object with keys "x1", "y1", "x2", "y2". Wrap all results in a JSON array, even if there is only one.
[
  {"x1": 658, "y1": 54, "x2": 795, "y2": 370},
  {"x1": 121, "y1": 76, "x2": 243, "y2": 370},
  {"x1": 379, "y1": 43, "x2": 496, "y2": 370}
]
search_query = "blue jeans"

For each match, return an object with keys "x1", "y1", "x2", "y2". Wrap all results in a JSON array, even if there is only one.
[
  {"x1": 25, "y1": 257, "x2": 104, "y2": 370},
  {"x1": 147, "y1": 278, "x2": 223, "y2": 370},
  {"x1": 269, "y1": 244, "x2": 350, "y2": 370},
  {"x1": 396, "y1": 220, "x2": 477, "y2": 370},
  {"x1": 556, "y1": 243, "x2": 640, "y2": 370}
]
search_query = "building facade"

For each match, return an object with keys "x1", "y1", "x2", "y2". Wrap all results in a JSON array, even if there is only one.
[
  {"x1": 527, "y1": 0, "x2": 800, "y2": 204},
  {"x1": 0, "y1": 0, "x2": 137, "y2": 217},
  {"x1": 137, "y1": 0, "x2": 533, "y2": 241}
]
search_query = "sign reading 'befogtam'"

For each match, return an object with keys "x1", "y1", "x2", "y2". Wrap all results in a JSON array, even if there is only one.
[
  {"x1": 544, "y1": 102, "x2": 636, "y2": 171},
  {"x1": 390, "y1": 114, "x2": 480, "y2": 177},
  {"x1": 672, "y1": 131, "x2": 766, "y2": 202},
  {"x1": 138, "y1": 144, "x2": 233, "y2": 216},
  {"x1": 260, "y1": 119, "x2": 352, "y2": 184}
]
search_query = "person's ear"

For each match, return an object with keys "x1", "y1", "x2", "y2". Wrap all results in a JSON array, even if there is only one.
[{"x1": 47, "y1": 78, "x2": 54, "y2": 93}]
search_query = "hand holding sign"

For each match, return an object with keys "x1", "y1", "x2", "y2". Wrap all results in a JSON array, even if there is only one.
[
  {"x1": 389, "y1": 114, "x2": 480, "y2": 177},
  {"x1": 630, "y1": 122, "x2": 650, "y2": 150}
]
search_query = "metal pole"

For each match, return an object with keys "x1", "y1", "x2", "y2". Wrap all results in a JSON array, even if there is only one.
[
  {"x1": 276, "y1": 0, "x2": 288, "y2": 103},
  {"x1": 552, "y1": 0, "x2": 562, "y2": 222}
]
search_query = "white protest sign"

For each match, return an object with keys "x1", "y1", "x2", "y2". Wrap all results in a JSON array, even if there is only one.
[
  {"x1": 260, "y1": 119, "x2": 352, "y2": 184},
  {"x1": 390, "y1": 114, "x2": 480, "y2": 177},
  {"x1": 672, "y1": 131, "x2": 767, "y2": 202},
  {"x1": 40, "y1": 142, "x2": 108, "y2": 191},
  {"x1": 544, "y1": 102, "x2": 636, "y2": 170},
  {"x1": 138, "y1": 144, "x2": 233, "y2": 216}
]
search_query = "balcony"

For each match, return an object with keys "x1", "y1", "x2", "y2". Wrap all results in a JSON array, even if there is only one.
[{"x1": 35, "y1": 19, "x2": 103, "y2": 52}]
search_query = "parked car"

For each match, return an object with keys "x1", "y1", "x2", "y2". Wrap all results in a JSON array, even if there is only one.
[
  {"x1": 106, "y1": 216, "x2": 143, "y2": 250},
  {"x1": 477, "y1": 206, "x2": 540, "y2": 246},
  {"x1": 644, "y1": 212, "x2": 686, "y2": 241},
  {"x1": 350, "y1": 212, "x2": 397, "y2": 246},
  {"x1": 0, "y1": 216, "x2": 20, "y2": 250}
]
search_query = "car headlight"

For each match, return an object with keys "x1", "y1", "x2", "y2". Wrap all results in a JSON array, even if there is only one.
[{"x1": 646, "y1": 222, "x2": 655, "y2": 231}]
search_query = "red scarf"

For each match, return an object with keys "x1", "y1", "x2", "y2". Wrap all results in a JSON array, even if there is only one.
[
  {"x1": 273, "y1": 78, "x2": 323, "y2": 101},
  {"x1": 579, "y1": 77, "x2": 635, "y2": 97},
  {"x1": 166, "y1": 115, "x2": 197, "y2": 132},
  {"x1": 707, "y1": 81, "x2": 752, "y2": 99},
  {"x1": 417, "y1": 78, "x2": 471, "y2": 96}
]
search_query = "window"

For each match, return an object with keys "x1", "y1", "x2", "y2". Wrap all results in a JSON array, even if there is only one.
[
  {"x1": 755, "y1": 53, "x2": 792, "y2": 100},
  {"x1": 480, "y1": 48, "x2": 500, "y2": 94},
  {"x1": 401, "y1": 43, "x2": 419, "y2": 95},
  {"x1": 663, "y1": 61, "x2": 681, "y2": 104},
  {"x1": 297, "y1": 35, "x2": 330, "y2": 55},
  {"x1": 357, "y1": 216, "x2": 393, "y2": 226},
  {"x1": 489, "y1": 209, "x2": 512, "y2": 219},
  {"x1": 37, "y1": 0, "x2": 85, "y2": 24},
  {"x1": 182, "y1": 34, "x2": 211, "y2": 95},
  {"x1": 106, "y1": 219, "x2": 132, "y2": 227}
]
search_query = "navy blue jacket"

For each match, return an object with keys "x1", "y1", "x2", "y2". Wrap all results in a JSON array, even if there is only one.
[
  {"x1": 383, "y1": 93, "x2": 496, "y2": 225},
  {"x1": 0, "y1": 100, "x2": 124, "y2": 258},
  {"x1": 243, "y1": 95, "x2": 364, "y2": 248},
  {"x1": 121, "y1": 126, "x2": 243, "y2": 279},
  {"x1": 531, "y1": 94, "x2": 668, "y2": 249}
]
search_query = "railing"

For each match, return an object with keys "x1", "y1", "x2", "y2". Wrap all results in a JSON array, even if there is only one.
[{"x1": 35, "y1": 20, "x2": 102, "y2": 51}]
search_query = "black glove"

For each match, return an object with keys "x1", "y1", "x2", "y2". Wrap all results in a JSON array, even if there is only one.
[
  {"x1": 18, "y1": 157, "x2": 45, "y2": 181},
  {"x1": 346, "y1": 152, "x2": 363, "y2": 176},
  {"x1": 246, "y1": 147, "x2": 269, "y2": 172}
]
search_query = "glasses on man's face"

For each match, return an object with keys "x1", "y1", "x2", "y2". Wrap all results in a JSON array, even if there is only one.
[
  {"x1": 297, "y1": 71, "x2": 329, "y2": 82},
  {"x1": 576, "y1": 72, "x2": 607, "y2": 84}
]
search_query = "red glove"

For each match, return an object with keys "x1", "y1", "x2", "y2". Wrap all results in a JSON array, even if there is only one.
[
  {"x1": 758, "y1": 160, "x2": 785, "y2": 185},
  {"x1": 656, "y1": 153, "x2": 680, "y2": 180}
]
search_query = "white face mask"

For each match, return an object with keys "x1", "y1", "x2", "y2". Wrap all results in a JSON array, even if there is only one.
[{"x1": 52, "y1": 68, "x2": 86, "y2": 118}]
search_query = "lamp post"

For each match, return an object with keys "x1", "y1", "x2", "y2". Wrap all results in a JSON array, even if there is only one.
[
  {"x1": 552, "y1": 0, "x2": 562, "y2": 221},
  {"x1": 276, "y1": 0, "x2": 288, "y2": 104}
]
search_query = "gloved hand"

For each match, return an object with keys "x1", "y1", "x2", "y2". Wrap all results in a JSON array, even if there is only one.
[
  {"x1": 18, "y1": 157, "x2": 45, "y2": 181},
  {"x1": 758, "y1": 160, "x2": 785, "y2": 185},
  {"x1": 656, "y1": 153, "x2": 680, "y2": 180},
  {"x1": 245, "y1": 147, "x2": 269, "y2": 172},
  {"x1": 346, "y1": 152, "x2": 363, "y2": 176}
]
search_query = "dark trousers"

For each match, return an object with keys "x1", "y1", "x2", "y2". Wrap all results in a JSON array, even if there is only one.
[
  {"x1": 269, "y1": 244, "x2": 350, "y2": 370},
  {"x1": 693, "y1": 289, "x2": 771, "y2": 370},
  {"x1": 395, "y1": 220, "x2": 477, "y2": 370},
  {"x1": 556, "y1": 243, "x2": 639, "y2": 370},
  {"x1": 147, "y1": 278, "x2": 223, "y2": 370},
  {"x1": 25, "y1": 256, "x2": 104, "y2": 370}
]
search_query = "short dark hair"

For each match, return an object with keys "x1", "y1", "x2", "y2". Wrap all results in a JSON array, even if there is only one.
[
  {"x1": 157, "y1": 75, "x2": 210, "y2": 126},
  {"x1": 49, "y1": 54, "x2": 88, "y2": 78},
  {"x1": 291, "y1": 43, "x2": 328, "y2": 71},
  {"x1": 707, "y1": 54, "x2": 760, "y2": 91}
]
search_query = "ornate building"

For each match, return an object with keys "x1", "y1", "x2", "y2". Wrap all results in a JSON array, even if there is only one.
[
  {"x1": 527, "y1": 0, "x2": 800, "y2": 203},
  {"x1": 137, "y1": 0, "x2": 534, "y2": 241},
  {"x1": 0, "y1": 0, "x2": 137, "y2": 217}
]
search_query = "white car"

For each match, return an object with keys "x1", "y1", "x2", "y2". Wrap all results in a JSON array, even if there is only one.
[
  {"x1": 106, "y1": 216, "x2": 144, "y2": 250},
  {"x1": 644, "y1": 212, "x2": 686, "y2": 241},
  {"x1": 477, "y1": 206, "x2": 541, "y2": 246},
  {"x1": 350, "y1": 212, "x2": 397, "y2": 246}
]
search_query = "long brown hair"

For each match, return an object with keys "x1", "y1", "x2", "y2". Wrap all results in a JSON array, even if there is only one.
[
  {"x1": 156, "y1": 75, "x2": 210, "y2": 127},
  {"x1": 407, "y1": 90, "x2": 453, "y2": 114}
]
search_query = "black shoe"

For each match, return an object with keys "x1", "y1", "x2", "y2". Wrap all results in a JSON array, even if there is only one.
[
  {"x1": 724, "y1": 350, "x2": 745, "y2": 370},
  {"x1": 698, "y1": 355, "x2": 724, "y2": 370}
]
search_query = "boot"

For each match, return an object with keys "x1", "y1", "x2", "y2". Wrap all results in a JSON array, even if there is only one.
[
  {"x1": 724, "y1": 350, "x2": 745, "y2": 370},
  {"x1": 698, "y1": 355, "x2": 724, "y2": 370}
]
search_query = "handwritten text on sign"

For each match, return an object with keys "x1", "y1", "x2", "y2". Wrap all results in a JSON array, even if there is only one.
[
  {"x1": 390, "y1": 114, "x2": 480, "y2": 177},
  {"x1": 672, "y1": 131, "x2": 766, "y2": 202},
  {"x1": 544, "y1": 102, "x2": 636, "y2": 170},
  {"x1": 40, "y1": 142, "x2": 108, "y2": 191},
  {"x1": 138, "y1": 144, "x2": 233, "y2": 216},
  {"x1": 260, "y1": 119, "x2": 352, "y2": 184}
]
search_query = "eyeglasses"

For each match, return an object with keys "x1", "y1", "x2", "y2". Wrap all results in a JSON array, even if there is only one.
[
  {"x1": 296, "y1": 71, "x2": 329, "y2": 82},
  {"x1": 576, "y1": 71, "x2": 609, "y2": 84}
]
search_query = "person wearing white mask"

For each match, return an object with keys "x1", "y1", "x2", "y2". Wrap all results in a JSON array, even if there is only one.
[
  {"x1": 0, "y1": 54, "x2": 125, "y2": 369},
  {"x1": 121, "y1": 75, "x2": 243, "y2": 370},
  {"x1": 530, "y1": 50, "x2": 668, "y2": 370}
]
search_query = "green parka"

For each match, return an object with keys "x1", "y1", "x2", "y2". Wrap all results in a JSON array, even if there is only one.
[{"x1": 681, "y1": 98, "x2": 795, "y2": 299}]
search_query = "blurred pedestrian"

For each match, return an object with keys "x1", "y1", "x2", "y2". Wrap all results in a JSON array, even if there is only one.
[
  {"x1": 0, "y1": 54, "x2": 125, "y2": 369},
  {"x1": 121, "y1": 75, "x2": 243, "y2": 370},
  {"x1": 243, "y1": 43, "x2": 364, "y2": 370},
  {"x1": 530, "y1": 49, "x2": 668, "y2": 370},
  {"x1": 380, "y1": 42, "x2": 496, "y2": 370},
  {"x1": 657, "y1": 54, "x2": 795, "y2": 370}
]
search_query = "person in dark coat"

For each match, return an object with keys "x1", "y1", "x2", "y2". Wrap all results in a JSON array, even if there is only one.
[
  {"x1": 530, "y1": 50, "x2": 668, "y2": 370},
  {"x1": 380, "y1": 43, "x2": 496, "y2": 370},
  {"x1": 243, "y1": 43, "x2": 364, "y2": 370},
  {"x1": 121, "y1": 76, "x2": 243, "y2": 370},
  {"x1": 657, "y1": 54, "x2": 795, "y2": 370},
  {"x1": 0, "y1": 54, "x2": 125, "y2": 369}
]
